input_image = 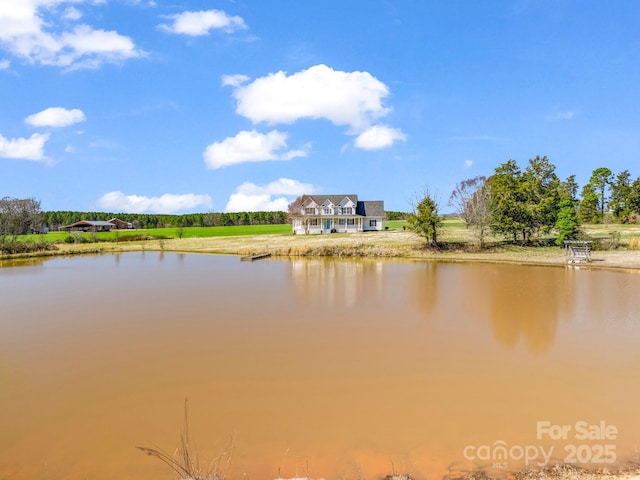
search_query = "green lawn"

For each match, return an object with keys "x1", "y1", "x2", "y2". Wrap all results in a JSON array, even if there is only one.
[
  {"x1": 385, "y1": 218, "x2": 465, "y2": 230},
  {"x1": 20, "y1": 224, "x2": 292, "y2": 243},
  {"x1": 383, "y1": 220, "x2": 407, "y2": 230},
  {"x1": 16, "y1": 217, "x2": 639, "y2": 245},
  {"x1": 23, "y1": 220, "x2": 410, "y2": 242}
]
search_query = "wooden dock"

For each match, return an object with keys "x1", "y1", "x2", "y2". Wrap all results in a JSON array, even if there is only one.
[{"x1": 240, "y1": 252, "x2": 271, "y2": 261}]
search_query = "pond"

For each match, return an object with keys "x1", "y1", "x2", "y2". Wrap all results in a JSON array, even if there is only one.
[{"x1": 0, "y1": 253, "x2": 639, "y2": 480}]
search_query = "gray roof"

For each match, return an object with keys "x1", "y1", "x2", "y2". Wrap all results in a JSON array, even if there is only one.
[
  {"x1": 303, "y1": 194, "x2": 358, "y2": 206},
  {"x1": 62, "y1": 220, "x2": 115, "y2": 228},
  {"x1": 79, "y1": 221, "x2": 114, "y2": 226},
  {"x1": 302, "y1": 195, "x2": 384, "y2": 218},
  {"x1": 357, "y1": 200, "x2": 385, "y2": 217}
]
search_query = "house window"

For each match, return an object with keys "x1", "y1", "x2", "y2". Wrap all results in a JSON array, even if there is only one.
[
  {"x1": 347, "y1": 218, "x2": 355, "y2": 226},
  {"x1": 304, "y1": 207, "x2": 316, "y2": 215},
  {"x1": 310, "y1": 219, "x2": 318, "y2": 226},
  {"x1": 323, "y1": 207, "x2": 332, "y2": 214},
  {"x1": 338, "y1": 219, "x2": 346, "y2": 226},
  {"x1": 343, "y1": 207, "x2": 353, "y2": 214},
  {"x1": 369, "y1": 219, "x2": 377, "y2": 227}
]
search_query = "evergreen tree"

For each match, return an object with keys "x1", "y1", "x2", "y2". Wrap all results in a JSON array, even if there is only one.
[
  {"x1": 555, "y1": 177, "x2": 581, "y2": 245},
  {"x1": 590, "y1": 167, "x2": 613, "y2": 219},
  {"x1": 408, "y1": 191, "x2": 442, "y2": 245},
  {"x1": 489, "y1": 159, "x2": 527, "y2": 242},
  {"x1": 610, "y1": 170, "x2": 632, "y2": 222},
  {"x1": 578, "y1": 183, "x2": 600, "y2": 223},
  {"x1": 521, "y1": 155, "x2": 561, "y2": 236}
]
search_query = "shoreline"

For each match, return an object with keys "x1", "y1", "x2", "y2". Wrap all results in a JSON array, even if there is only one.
[{"x1": 3, "y1": 230, "x2": 640, "y2": 270}]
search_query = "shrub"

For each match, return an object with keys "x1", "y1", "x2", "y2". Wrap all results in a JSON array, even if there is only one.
[
  {"x1": 592, "y1": 231, "x2": 621, "y2": 251},
  {"x1": 628, "y1": 213, "x2": 640, "y2": 224},
  {"x1": 0, "y1": 240, "x2": 58, "y2": 254},
  {"x1": 64, "y1": 234, "x2": 89, "y2": 244}
]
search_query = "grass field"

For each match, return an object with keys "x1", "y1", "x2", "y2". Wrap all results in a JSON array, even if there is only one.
[
  {"x1": 19, "y1": 224, "x2": 293, "y2": 243},
  {"x1": 15, "y1": 217, "x2": 640, "y2": 244},
  {"x1": 20, "y1": 221, "x2": 412, "y2": 243},
  {"x1": 5, "y1": 216, "x2": 640, "y2": 269}
]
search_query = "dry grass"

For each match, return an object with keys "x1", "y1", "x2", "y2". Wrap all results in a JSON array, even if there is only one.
[
  {"x1": 3, "y1": 223, "x2": 640, "y2": 270},
  {"x1": 513, "y1": 463, "x2": 640, "y2": 480},
  {"x1": 627, "y1": 238, "x2": 640, "y2": 250},
  {"x1": 134, "y1": 230, "x2": 640, "y2": 269},
  {"x1": 441, "y1": 463, "x2": 640, "y2": 480},
  {"x1": 137, "y1": 399, "x2": 233, "y2": 480}
]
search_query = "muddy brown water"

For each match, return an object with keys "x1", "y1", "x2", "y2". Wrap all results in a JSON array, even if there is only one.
[{"x1": 1, "y1": 253, "x2": 639, "y2": 480}]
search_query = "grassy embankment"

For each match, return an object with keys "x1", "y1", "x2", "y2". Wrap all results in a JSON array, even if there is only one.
[{"x1": 4, "y1": 218, "x2": 640, "y2": 269}]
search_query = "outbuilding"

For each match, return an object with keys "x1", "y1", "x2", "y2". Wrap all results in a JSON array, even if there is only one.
[{"x1": 60, "y1": 220, "x2": 116, "y2": 232}]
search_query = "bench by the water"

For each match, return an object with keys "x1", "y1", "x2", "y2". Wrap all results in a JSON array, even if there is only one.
[
  {"x1": 564, "y1": 240, "x2": 592, "y2": 263},
  {"x1": 240, "y1": 252, "x2": 271, "y2": 261}
]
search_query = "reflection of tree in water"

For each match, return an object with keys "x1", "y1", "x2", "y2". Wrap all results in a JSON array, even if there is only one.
[
  {"x1": 0, "y1": 257, "x2": 47, "y2": 269},
  {"x1": 409, "y1": 262, "x2": 439, "y2": 318},
  {"x1": 486, "y1": 265, "x2": 574, "y2": 354}
]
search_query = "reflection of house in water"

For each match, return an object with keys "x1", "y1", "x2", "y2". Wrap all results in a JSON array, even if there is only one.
[{"x1": 289, "y1": 259, "x2": 385, "y2": 309}]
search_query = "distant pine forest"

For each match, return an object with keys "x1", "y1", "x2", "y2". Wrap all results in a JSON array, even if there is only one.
[
  {"x1": 42, "y1": 211, "x2": 288, "y2": 230},
  {"x1": 40, "y1": 210, "x2": 410, "y2": 230}
]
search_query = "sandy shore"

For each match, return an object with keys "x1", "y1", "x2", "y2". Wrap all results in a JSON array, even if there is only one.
[{"x1": 17, "y1": 230, "x2": 638, "y2": 271}]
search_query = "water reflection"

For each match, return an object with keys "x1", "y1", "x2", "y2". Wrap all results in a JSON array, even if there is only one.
[
  {"x1": 0, "y1": 256, "x2": 48, "y2": 269},
  {"x1": 289, "y1": 259, "x2": 639, "y2": 354},
  {"x1": 289, "y1": 258, "x2": 565, "y2": 352},
  {"x1": 289, "y1": 259, "x2": 384, "y2": 308},
  {"x1": 409, "y1": 261, "x2": 439, "y2": 317},
  {"x1": 479, "y1": 264, "x2": 573, "y2": 353},
  {"x1": 1, "y1": 254, "x2": 639, "y2": 480}
]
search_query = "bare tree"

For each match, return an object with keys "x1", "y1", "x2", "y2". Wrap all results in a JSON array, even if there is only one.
[
  {"x1": 287, "y1": 195, "x2": 309, "y2": 234},
  {"x1": 448, "y1": 176, "x2": 492, "y2": 248}
]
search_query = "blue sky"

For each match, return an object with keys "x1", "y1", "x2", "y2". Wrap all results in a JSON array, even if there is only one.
[{"x1": 1, "y1": 1, "x2": 639, "y2": 214}]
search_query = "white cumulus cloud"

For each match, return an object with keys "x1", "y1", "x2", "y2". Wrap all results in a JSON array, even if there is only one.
[
  {"x1": 464, "y1": 159, "x2": 473, "y2": 168},
  {"x1": 203, "y1": 130, "x2": 308, "y2": 169},
  {"x1": 0, "y1": 132, "x2": 49, "y2": 161},
  {"x1": 221, "y1": 74, "x2": 249, "y2": 87},
  {"x1": 25, "y1": 107, "x2": 86, "y2": 128},
  {"x1": 548, "y1": 111, "x2": 575, "y2": 121},
  {"x1": 97, "y1": 191, "x2": 213, "y2": 214},
  {"x1": 354, "y1": 125, "x2": 407, "y2": 150},
  {"x1": 62, "y1": 6, "x2": 82, "y2": 21},
  {"x1": 225, "y1": 178, "x2": 317, "y2": 212},
  {"x1": 226, "y1": 64, "x2": 391, "y2": 132},
  {"x1": 159, "y1": 9, "x2": 247, "y2": 36},
  {"x1": 0, "y1": 0, "x2": 144, "y2": 69},
  {"x1": 0, "y1": 59, "x2": 9, "y2": 69}
]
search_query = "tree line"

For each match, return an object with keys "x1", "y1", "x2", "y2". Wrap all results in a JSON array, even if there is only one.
[
  {"x1": 0, "y1": 200, "x2": 288, "y2": 237},
  {"x1": 410, "y1": 156, "x2": 640, "y2": 247},
  {"x1": 41, "y1": 210, "x2": 288, "y2": 230}
]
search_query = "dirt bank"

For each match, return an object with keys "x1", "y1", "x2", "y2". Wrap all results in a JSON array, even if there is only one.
[{"x1": 28, "y1": 230, "x2": 640, "y2": 270}]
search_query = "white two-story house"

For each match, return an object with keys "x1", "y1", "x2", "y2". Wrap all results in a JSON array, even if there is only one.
[{"x1": 292, "y1": 194, "x2": 384, "y2": 234}]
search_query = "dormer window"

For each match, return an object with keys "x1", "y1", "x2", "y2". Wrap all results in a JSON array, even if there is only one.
[
  {"x1": 304, "y1": 207, "x2": 316, "y2": 215},
  {"x1": 323, "y1": 207, "x2": 332, "y2": 214},
  {"x1": 343, "y1": 207, "x2": 353, "y2": 214}
]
